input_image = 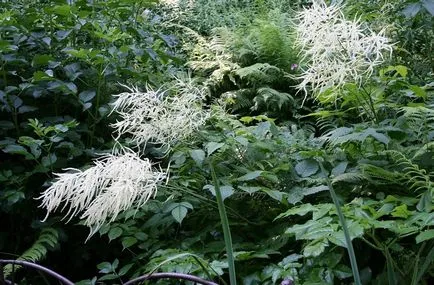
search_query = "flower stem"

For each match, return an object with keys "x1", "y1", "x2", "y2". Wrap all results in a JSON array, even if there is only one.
[
  {"x1": 319, "y1": 161, "x2": 362, "y2": 285},
  {"x1": 210, "y1": 162, "x2": 237, "y2": 285}
]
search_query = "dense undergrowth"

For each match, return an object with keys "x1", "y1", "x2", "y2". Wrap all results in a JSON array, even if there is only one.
[{"x1": 1, "y1": 0, "x2": 434, "y2": 284}]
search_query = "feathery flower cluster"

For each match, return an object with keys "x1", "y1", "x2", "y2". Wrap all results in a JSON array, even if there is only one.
[
  {"x1": 295, "y1": 0, "x2": 393, "y2": 95},
  {"x1": 40, "y1": 79, "x2": 209, "y2": 235},
  {"x1": 111, "y1": 83, "x2": 209, "y2": 149},
  {"x1": 38, "y1": 151, "x2": 166, "y2": 235}
]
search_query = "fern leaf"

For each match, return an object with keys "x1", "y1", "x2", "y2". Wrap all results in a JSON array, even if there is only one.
[{"x1": 3, "y1": 228, "x2": 59, "y2": 276}]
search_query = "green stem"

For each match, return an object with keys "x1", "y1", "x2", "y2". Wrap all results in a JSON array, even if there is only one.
[
  {"x1": 210, "y1": 162, "x2": 237, "y2": 285},
  {"x1": 319, "y1": 161, "x2": 362, "y2": 285}
]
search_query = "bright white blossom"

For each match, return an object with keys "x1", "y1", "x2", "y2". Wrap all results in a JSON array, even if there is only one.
[
  {"x1": 39, "y1": 79, "x2": 209, "y2": 236},
  {"x1": 111, "y1": 82, "x2": 209, "y2": 150},
  {"x1": 38, "y1": 151, "x2": 166, "y2": 235},
  {"x1": 295, "y1": 0, "x2": 393, "y2": 97}
]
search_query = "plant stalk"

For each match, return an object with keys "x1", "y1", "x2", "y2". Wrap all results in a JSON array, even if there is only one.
[
  {"x1": 319, "y1": 161, "x2": 362, "y2": 285},
  {"x1": 210, "y1": 162, "x2": 237, "y2": 285}
]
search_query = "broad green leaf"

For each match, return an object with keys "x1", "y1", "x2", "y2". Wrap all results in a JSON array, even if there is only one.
[
  {"x1": 79, "y1": 90, "x2": 96, "y2": 103},
  {"x1": 122, "y1": 237, "x2": 137, "y2": 249},
  {"x1": 50, "y1": 5, "x2": 71, "y2": 16},
  {"x1": 32, "y1": 54, "x2": 53, "y2": 66},
  {"x1": 3, "y1": 144, "x2": 33, "y2": 159},
  {"x1": 42, "y1": 153, "x2": 57, "y2": 167},
  {"x1": 171, "y1": 204, "x2": 188, "y2": 224},
  {"x1": 422, "y1": 0, "x2": 434, "y2": 15},
  {"x1": 204, "y1": 185, "x2": 234, "y2": 201},
  {"x1": 303, "y1": 239, "x2": 328, "y2": 257},
  {"x1": 303, "y1": 185, "x2": 329, "y2": 196},
  {"x1": 328, "y1": 231, "x2": 347, "y2": 248},
  {"x1": 263, "y1": 189, "x2": 283, "y2": 202},
  {"x1": 98, "y1": 274, "x2": 118, "y2": 281},
  {"x1": 97, "y1": 262, "x2": 112, "y2": 273},
  {"x1": 118, "y1": 263, "x2": 134, "y2": 276},
  {"x1": 238, "y1": 186, "x2": 261, "y2": 194},
  {"x1": 416, "y1": 229, "x2": 434, "y2": 244},
  {"x1": 237, "y1": 171, "x2": 262, "y2": 181},
  {"x1": 332, "y1": 161, "x2": 348, "y2": 176},
  {"x1": 391, "y1": 204, "x2": 412, "y2": 219},
  {"x1": 276, "y1": 203, "x2": 316, "y2": 219},
  {"x1": 190, "y1": 149, "x2": 205, "y2": 166},
  {"x1": 108, "y1": 227, "x2": 123, "y2": 241},
  {"x1": 206, "y1": 142, "x2": 224, "y2": 156},
  {"x1": 295, "y1": 159, "x2": 319, "y2": 177},
  {"x1": 402, "y1": 3, "x2": 422, "y2": 17}
]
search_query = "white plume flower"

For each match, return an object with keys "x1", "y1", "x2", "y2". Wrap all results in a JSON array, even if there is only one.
[
  {"x1": 38, "y1": 151, "x2": 166, "y2": 235},
  {"x1": 111, "y1": 80, "x2": 209, "y2": 150},
  {"x1": 294, "y1": 0, "x2": 393, "y2": 97}
]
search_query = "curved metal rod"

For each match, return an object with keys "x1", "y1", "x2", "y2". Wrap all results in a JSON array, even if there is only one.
[
  {"x1": 0, "y1": 260, "x2": 74, "y2": 285},
  {"x1": 124, "y1": 272, "x2": 219, "y2": 285}
]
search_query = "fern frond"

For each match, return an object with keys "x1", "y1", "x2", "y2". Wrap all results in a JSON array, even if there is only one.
[
  {"x1": 3, "y1": 228, "x2": 59, "y2": 276},
  {"x1": 235, "y1": 63, "x2": 282, "y2": 86},
  {"x1": 332, "y1": 172, "x2": 366, "y2": 184},
  {"x1": 402, "y1": 106, "x2": 434, "y2": 143},
  {"x1": 253, "y1": 87, "x2": 295, "y2": 112}
]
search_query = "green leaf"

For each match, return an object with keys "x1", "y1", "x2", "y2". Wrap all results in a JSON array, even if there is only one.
[
  {"x1": 303, "y1": 239, "x2": 328, "y2": 257},
  {"x1": 416, "y1": 230, "x2": 434, "y2": 244},
  {"x1": 237, "y1": 171, "x2": 263, "y2": 181},
  {"x1": 98, "y1": 274, "x2": 118, "y2": 281},
  {"x1": 205, "y1": 185, "x2": 234, "y2": 201},
  {"x1": 50, "y1": 5, "x2": 71, "y2": 16},
  {"x1": 295, "y1": 159, "x2": 319, "y2": 177},
  {"x1": 391, "y1": 204, "x2": 412, "y2": 218},
  {"x1": 171, "y1": 204, "x2": 188, "y2": 224},
  {"x1": 32, "y1": 54, "x2": 53, "y2": 67},
  {"x1": 276, "y1": 203, "x2": 316, "y2": 219},
  {"x1": 422, "y1": 0, "x2": 434, "y2": 15},
  {"x1": 79, "y1": 90, "x2": 96, "y2": 103},
  {"x1": 190, "y1": 149, "x2": 205, "y2": 166},
  {"x1": 402, "y1": 3, "x2": 422, "y2": 17},
  {"x1": 206, "y1": 142, "x2": 224, "y2": 156},
  {"x1": 108, "y1": 227, "x2": 123, "y2": 241},
  {"x1": 238, "y1": 186, "x2": 261, "y2": 194},
  {"x1": 262, "y1": 189, "x2": 283, "y2": 202},
  {"x1": 97, "y1": 262, "x2": 112, "y2": 274},
  {"x1": 3, "y1": 144, "x2": 33, "y2": 159},
  {"x1": 118, "y1": 263, "x2": 134, "y2": 276},
  {"x1": 122, "y1": 237, "x2": 137, "y2": 249}
]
